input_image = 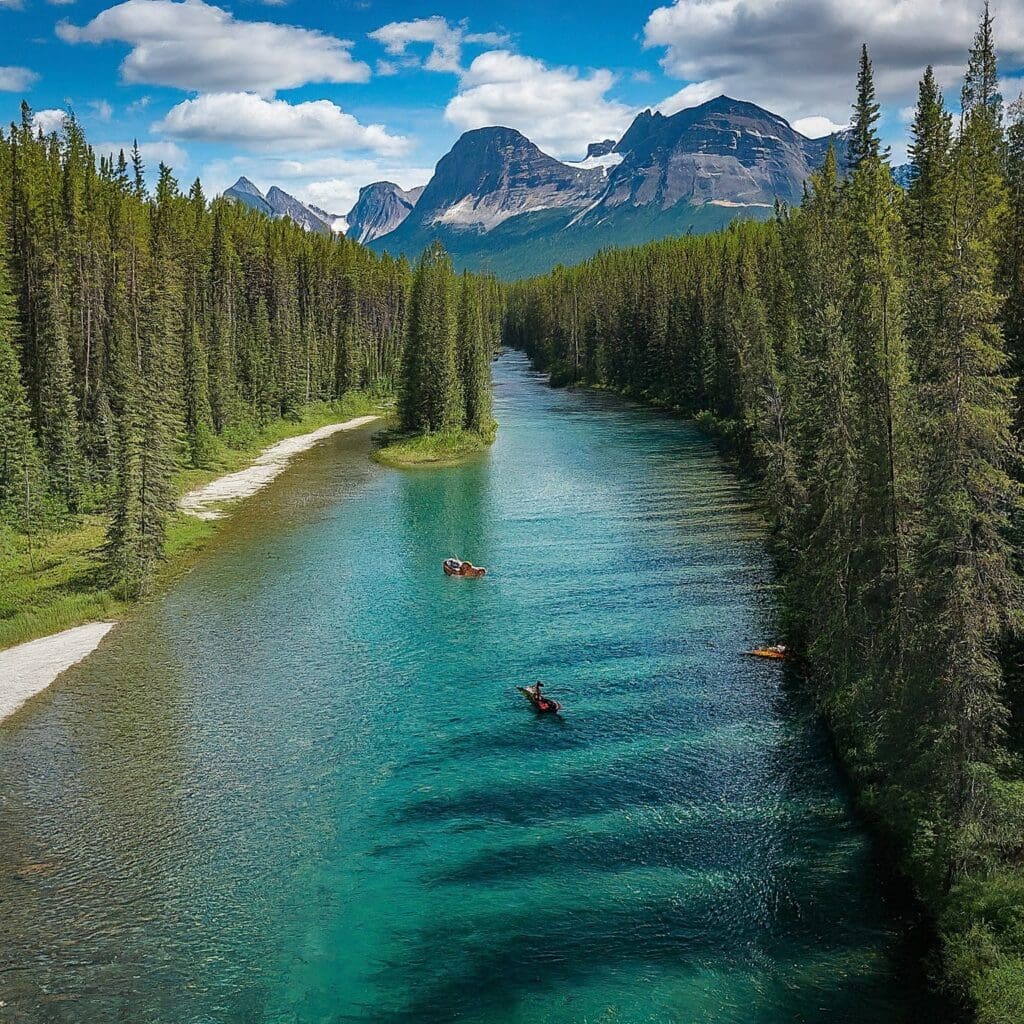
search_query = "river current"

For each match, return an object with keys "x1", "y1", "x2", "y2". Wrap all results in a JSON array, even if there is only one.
[{"x1": 0, "y1": 352, "x2": 919, "y2": 1023}]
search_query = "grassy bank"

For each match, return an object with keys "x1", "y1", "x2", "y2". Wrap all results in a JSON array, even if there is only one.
[
  {"x1": 0, "y1": 393, "x2": 388, "y2": 652},
  {"x1": 373, "y1": 423, "x2": 496, "y2": 469}
]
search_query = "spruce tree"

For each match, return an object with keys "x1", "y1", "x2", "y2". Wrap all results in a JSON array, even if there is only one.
[
  {"x1": 399, "y1": 243, "x2": 461, "y2": 433},
  {"x1": 456, "y1": 273, "x2": 493, "y2": 435},
  {"x1": 0, "y1": 246, "x2": 44, "y2": 524},
  {"x1": 848, "y1": 44, "x2": 887, "y2": 168},
  {"x1": 916, "y1": 5, "x2": 1019, "y2": 883},
  {"x1": 36, "y1": 278, "x2": 82, "y2": 510}
]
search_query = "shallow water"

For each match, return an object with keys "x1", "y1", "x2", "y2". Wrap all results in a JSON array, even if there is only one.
[{"x1": 0, "y1": 353, "x2": 920, "y2": 1022}]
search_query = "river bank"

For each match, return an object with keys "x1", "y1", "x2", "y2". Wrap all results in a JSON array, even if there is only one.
[
  {"x1": 0, "y1": 622, "x2": 116, "y2": 725},
  {"x1": 0, "y1": 405, "x2": 384, "y2": 719},
  {"x1": 180, "y1": 415, "x2": 380, "y2": 519}
]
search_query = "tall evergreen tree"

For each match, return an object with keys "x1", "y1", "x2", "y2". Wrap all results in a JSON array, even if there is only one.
[
  {"x1": 848, "y1": 44, "x2": 888, "y2": 168},
  {"x1": 399, "y1": 243, "x2": 461, "y2": 433},
  {"x1": 456, "y1": 273, "x2": 493, "y2": 434}
]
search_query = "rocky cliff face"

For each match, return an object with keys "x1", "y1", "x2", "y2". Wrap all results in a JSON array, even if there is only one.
[
  {"x1": 224, "y1": 178, "x2": 339, "y2": 235},
  {"x1": 586, "y1": 139, "x2": 617, "y2": 159},
  {"x1": 345, "y1": 182, "x2": 423, "y2": 244},
  {"x1": 266, "y1": 186, "x2": 333, "y2": 235},
  {"x1": 408, "y1": 126, "x2": 606, "y2": 233},
  {"x1": 585, "y1": 96, "x2": 830, "y2": 220},
  {"x1": 369, "y1": 98, "x2": 836, "y2": 276}
]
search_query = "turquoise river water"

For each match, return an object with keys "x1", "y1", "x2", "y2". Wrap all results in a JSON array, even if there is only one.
[{"x1": 0, "y1": 353, "x2": 924, "y2": 1023}]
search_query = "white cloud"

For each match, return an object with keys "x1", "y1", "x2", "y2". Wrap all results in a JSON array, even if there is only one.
[
  {"x1": 57, "y1": 0, "x2": 370, "y2": 95},
  {"x1": 657, "y1": 79, "x2": 724, "y2": 114},
  {"x1": 368, "y1": 16, "x2": 510, "y2": 74},
  {"x1": 445, "y1": 50, "x2": 634, "y2": 158},
  {"x1": 0, "y1": 66, "x2": 39, "y2": 91},
  {"x1": 154, "y1": 92, "x2": 408, "y2": 154},
  {"x1": 0, "y1": 0, "x2": 23, "y2": 9},
  {"x1": 791, "y1": 115, "x2": 848, "y2": 138},
  {"x1": 33, "y1": 108, "x2": 67, "y2": 134},
  {"x1": 93, "y1": 139, "x2": 188, "y2": 170},
  {"x1": 643, "y1": 0, "x2": 1024, "y2": 126},
  {"x1": 88, "y1": 98, "x2": 114, "y2": 122}
]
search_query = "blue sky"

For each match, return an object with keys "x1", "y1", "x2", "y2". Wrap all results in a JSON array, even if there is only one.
[{"x1": 2, "y1": 0, "x2": 1023, "y2": 215}]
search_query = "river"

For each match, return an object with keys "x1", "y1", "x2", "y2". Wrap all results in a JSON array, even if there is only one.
[{"x1": 0, "y1": 352, "x2": 921, "y2": 1022}]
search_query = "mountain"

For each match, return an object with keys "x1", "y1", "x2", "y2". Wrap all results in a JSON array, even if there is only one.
[
  {"x1": 891, "y1": 163, "x2": 915, "y2": 189},
  {"x1": 367, "y1": 126, "x2": 609, "y2": 274},
  {"x1": 346, "y1": 181, "x2": 424, "y2": 244},
  {"x1": 265, "y1": 186, "x2": 333, "y2": 236},
  {"x1": 309, "y1": 204, "x2": 349, "y2": 234},
  {"x1": 369, "y1": 97, "x2": 837, "y2": 277},
  {"x1": 223, "y1": 178, "x2": 340, "y2": 236},
  {"x1": 223, "y1": 176, "x2": 273, "y2": 217}
]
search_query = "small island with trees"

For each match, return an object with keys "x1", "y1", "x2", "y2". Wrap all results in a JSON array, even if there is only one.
[{"x1": 375, "y1": 242, "x2": 499, "y2": 468}]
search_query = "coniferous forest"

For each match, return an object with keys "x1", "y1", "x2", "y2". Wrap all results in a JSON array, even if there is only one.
[
  {"x1": 4, "y1": 5, "x2": 1024, "y2": 1023},
  {"x1": 503, "y1": 14, "x2": 1024, "y2": 1022},
  {"x1": 0, "y1": 103, "x2": 499, "y2": 613}
]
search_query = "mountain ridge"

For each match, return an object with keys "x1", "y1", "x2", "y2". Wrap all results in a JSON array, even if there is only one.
[{"x1": 368, "y1": 95, "x2": 839, "y2": 276}]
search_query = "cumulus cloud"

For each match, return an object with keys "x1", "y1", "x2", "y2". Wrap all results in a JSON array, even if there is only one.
[
  {"x1": 93, "y1": 139, "x2": 188, "y2": 170},
  {"x1": 445, "y1": 51, "x2": 634, "y2": 158},
  {"x1": 154, "y1": 92, "x2": 408, "y2": 154},
  {"x1": 368, "y1": 16, "x2": 510, "y2": 74},
  {"x1": 88, "y1": 98, "x2": 114, "y2": 122},
  {"x1": 57, "y1": 0, "x2": 370, "y2": 95},
  {"x1": 656, "y1": 79, "x2": 725, "y2": 114},
  {"x1": 0, "y1": 66, "x2": 39, "y2": 91},
  {"x1": 644, "y1": 0, "x2": 1024, "y2": 127},
  {"x1": 33, "y1": 108, "x2": 67, "y2": 134}
]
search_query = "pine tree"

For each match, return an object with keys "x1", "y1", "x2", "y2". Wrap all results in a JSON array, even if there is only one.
[
  {"x1": 848, "y1": 44, "x2": 888, "y2": 168},
  {"x1": 36, "y1": 278, "x2": 82, "y2": 510},
  {"x1": 0, "y1": 245, "x2": 44, "y2": 526},
  {"x1": 456, "y1": 273, "x2": 493, "y2": 435},
  {"x1": 399, "y1": 243, "x2": 461, "y2": 433},
  {"x1": 915, "y1": 6, "x2": 1019, "y2": 884}
]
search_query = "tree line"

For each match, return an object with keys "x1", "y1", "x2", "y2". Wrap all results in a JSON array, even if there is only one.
[
  {"x1": 0, "y1": 105, "x2": 497, "y2": 593},
  {"x1": 503, "y1": 10, "x2": 1024, "y2": 1021},
  {"x1": 399, "y1": 241, "x2": 498, "y2": 439}
]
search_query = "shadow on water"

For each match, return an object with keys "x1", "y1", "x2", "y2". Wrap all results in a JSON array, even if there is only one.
[{"x1": 356, "y1": 883, "x2": 906, "y2": 1024}]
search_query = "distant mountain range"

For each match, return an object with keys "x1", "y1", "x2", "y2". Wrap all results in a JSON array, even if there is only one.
[
  {"x1": 225, "y1": 95, "x2": 853, "y2": 277},
  {"x1": 223, "y1": 177, "x2": 347, "y2": 236}
]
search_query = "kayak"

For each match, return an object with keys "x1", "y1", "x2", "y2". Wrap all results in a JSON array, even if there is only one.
[
  {"x1": 517, "y1": 685, "x2": 562, "y2": 714},
  {"x1": 443, "y1": 557, "x2": 487, "y2": 578},
  {"x1": 745, "y1": 645, "x2": 787, "y2": 660}
]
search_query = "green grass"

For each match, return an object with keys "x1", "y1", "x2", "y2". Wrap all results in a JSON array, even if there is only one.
[
  {"x1": 373, "y1": 423, "x2": 496, "y2": 469},
  {"x1": 0, "y1": 394, "x2": 390, "y2": 652}
]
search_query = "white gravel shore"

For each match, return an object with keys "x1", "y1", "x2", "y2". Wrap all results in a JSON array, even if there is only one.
[
  {"x1": 178, "y1": 415, "x2": 380, "y2": 520},
  {"x1": 0, "y1": 622, "x2": 116, "y2": 724},
  {"x1": 1, "y1": 415, "x2": 380, "y2": 725}
]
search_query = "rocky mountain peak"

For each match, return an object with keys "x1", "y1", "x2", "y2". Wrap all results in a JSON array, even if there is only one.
[
  {"x1": 346, "y1": 181, "x2": 424, "y2": 244},
  {"x1": 409, "y1": 125, "x2": 606, "y2": 232}
]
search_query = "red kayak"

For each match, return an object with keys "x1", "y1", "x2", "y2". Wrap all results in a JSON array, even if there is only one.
[{"x1": 517, "y1": 685, "x2": 562, "y2": 714}]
